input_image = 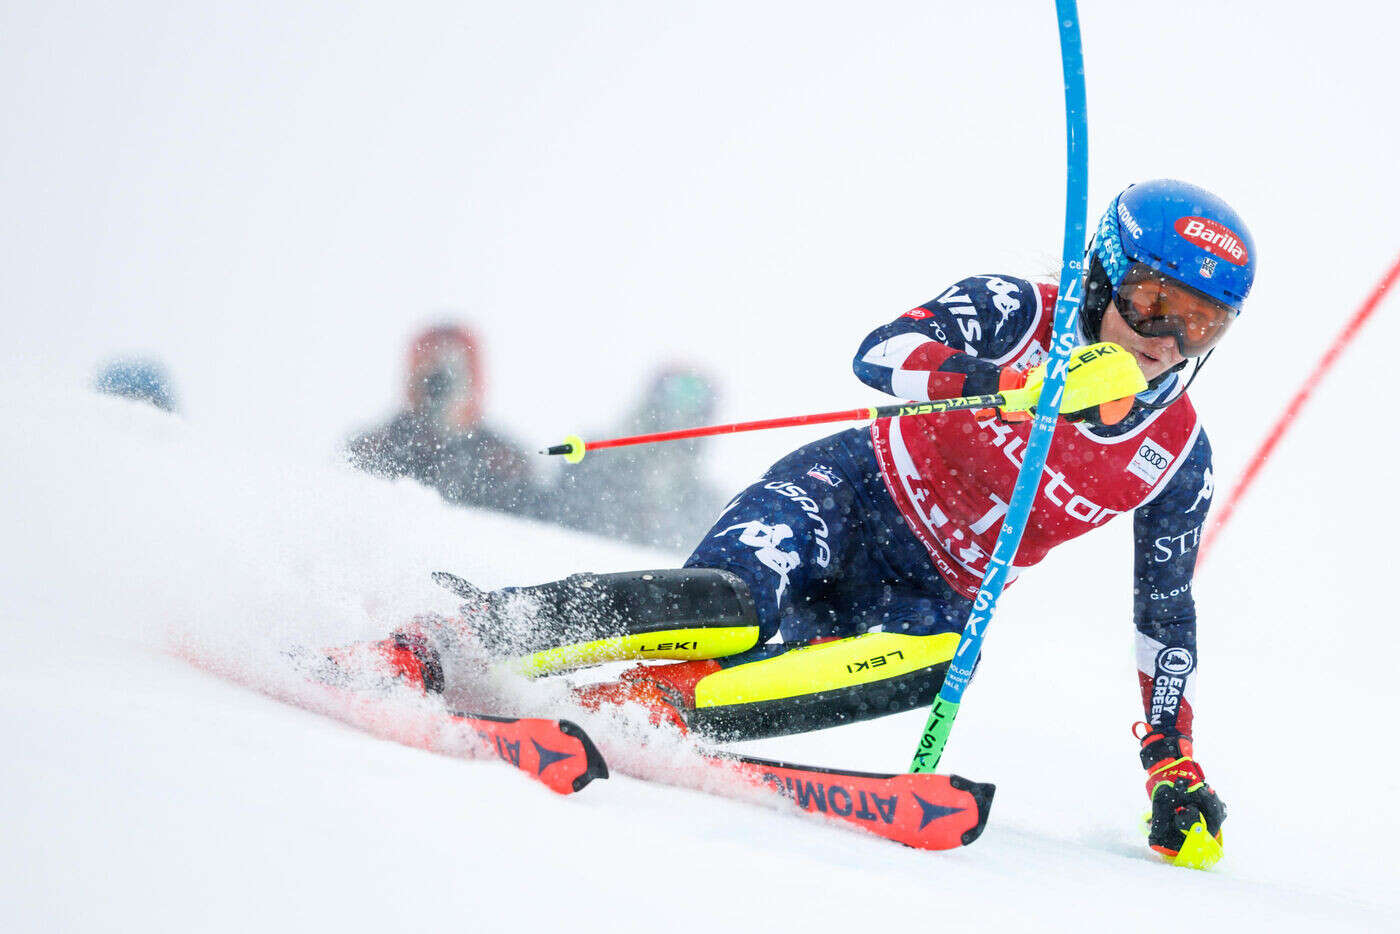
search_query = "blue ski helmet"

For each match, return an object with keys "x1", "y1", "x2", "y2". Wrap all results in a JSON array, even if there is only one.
[{"x1": 1083, "y1": 179, "x2": 1255, "y2": 343}]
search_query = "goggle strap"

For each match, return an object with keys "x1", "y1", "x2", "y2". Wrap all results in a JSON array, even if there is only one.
[{"x1": 1138, "y1": 349, "x2": 1215, "y2": 411}]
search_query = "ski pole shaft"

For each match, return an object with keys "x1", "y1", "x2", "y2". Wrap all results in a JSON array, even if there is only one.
[{"x1": 541, "y1": 391, "x2": 1026, "y2": 464}]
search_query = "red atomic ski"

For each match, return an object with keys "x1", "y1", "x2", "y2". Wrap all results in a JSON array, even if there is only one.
[
  {"x1": 617, "y1": 747, "x2": 993, "y2": 850},
  {"x1": 714, "y1": 754, "x2": 993, "y2": 850},
  {"x1": 177, "y1": 645, "x2": 607, "y2": 795},
  {"x1": 178, "y1": 642, "x2": 991, "y2": 846}
]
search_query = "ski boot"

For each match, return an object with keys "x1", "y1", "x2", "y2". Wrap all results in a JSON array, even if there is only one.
[{"x1": 573, "y1": 660, "x2": 721, "y2": 733}]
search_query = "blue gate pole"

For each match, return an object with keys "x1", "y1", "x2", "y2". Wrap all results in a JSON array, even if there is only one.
[{"x1": 909, "y1": 0, "x2": 1089, "y2": 773}]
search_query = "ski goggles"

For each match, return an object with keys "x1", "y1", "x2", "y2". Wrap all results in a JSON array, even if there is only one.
[{"x1": 1112, "y1": 263, "x2": 1238, "y2": 357}]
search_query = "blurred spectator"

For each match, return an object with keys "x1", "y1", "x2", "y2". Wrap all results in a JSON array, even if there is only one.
[
  {"x1": 553, "y1": 365, "x2": 727, "y2": 552},
  {"x1": 93, "y1": 358, "x2": 177, "y2": 412},
  {"x1": 347, "y1": 324, "x2": 543, "y2": 515}
]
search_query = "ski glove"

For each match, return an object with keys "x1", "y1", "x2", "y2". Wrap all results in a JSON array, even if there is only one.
[
  {"x1": 1135, "y1": 722, "x2": 1226, "y2": 859},
  {"x1": 985, "y1": 342, "x2": 1147, "y2": 426}
]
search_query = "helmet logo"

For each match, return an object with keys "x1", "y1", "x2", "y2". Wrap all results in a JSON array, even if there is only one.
[
  {"x1": 1117, "y1": 200, "x2": 1144, "y2": 239},
  {"x1": 1174, "y1": 216, "x2": 1249, "y2": 265}
]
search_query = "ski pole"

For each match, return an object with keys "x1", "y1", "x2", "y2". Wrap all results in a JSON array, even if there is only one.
[
  {"x1": 907, "y1": 0, "x2": 1088, "y2": 774},
  {"x1": 540, "y1": 389, "x2": 1041, "y2": 464}
]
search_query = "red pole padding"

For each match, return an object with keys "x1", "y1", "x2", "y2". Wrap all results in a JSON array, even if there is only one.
[{"x1": 1198, "y1": 252, "x2": 1400, "y2": 568}]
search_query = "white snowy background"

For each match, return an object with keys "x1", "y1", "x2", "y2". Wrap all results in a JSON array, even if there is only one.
[{"x1": 3, "y1": 1, "x2": 1397, "y2": 931}]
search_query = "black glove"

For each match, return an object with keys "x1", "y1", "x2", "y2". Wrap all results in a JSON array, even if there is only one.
[{"x1": 1136, "y1": 723, "x2": 1227, "y2": 859}]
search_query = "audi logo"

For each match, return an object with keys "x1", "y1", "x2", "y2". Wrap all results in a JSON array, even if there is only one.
[{"x1": 1138, "y1": 445, "x2": 1169, "y2": 469}]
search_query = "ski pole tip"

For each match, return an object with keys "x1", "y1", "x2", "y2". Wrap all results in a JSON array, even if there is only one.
[{"x1": 541, "y1": 434, "x2": 587, "y2": 463}]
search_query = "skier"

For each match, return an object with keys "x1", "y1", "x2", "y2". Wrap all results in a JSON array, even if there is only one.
[
  {"x1": 347, "y1": 323, "x2": 545, "y2": 516},
  {"x1": 336, "y1": 179, "x2": 1249, "y2": 860},
  {"x1": 552, "y1": 365, "x2": 728, "y2": 551}
]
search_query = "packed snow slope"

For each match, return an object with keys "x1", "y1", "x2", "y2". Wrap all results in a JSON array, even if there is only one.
[
  {"x1": 4, "y1": 1, "x2": 1400, "y2": 931},
  {"x1": 3, "y1": 375, "x2": 1397, "y2": 933}
]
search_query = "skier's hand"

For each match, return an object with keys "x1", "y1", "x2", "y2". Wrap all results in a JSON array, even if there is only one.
[
  {"x1": 987, "y1": 342, "x2": 1147, "y2": 426},
  {"x1": 1135, "y1": 723, "x2": 1226, "y2": 860}
]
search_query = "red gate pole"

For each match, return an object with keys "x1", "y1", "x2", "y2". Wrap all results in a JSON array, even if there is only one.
[{"x1": 1198, "y1": 252, "x2": 1400, "y2": 568}]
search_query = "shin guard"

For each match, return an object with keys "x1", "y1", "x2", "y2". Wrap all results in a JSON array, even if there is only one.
[{"x1": 458, "y1": 568, "x2": 761, "y2": 676}]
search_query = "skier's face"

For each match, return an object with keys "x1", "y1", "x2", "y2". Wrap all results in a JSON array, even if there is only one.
[{"x1": 1098, "y1": 302, "x2": 1185, "y2": 381}]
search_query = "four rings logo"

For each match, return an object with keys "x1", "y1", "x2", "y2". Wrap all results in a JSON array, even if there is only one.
[
  {"x1": 1138, "y1": 445, "x2": 1169, "y2": 469},
  {"x1": 1127, "y1": 437, "x2": 1174, "y2": 485},
  {"x1": 1156, "y1": 646, "x2": 1195, "y2": 676}
]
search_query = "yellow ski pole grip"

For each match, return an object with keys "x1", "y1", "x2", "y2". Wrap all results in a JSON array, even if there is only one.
[
  {"x1": 1062, "y1": 341, "x2": 1148, "y2": 413},
  {"x1": 997, "y1": 386, "x2": 1040, "y2": 413}
]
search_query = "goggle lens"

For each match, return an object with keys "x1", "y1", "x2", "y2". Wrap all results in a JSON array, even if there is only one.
[{"x1": 1113, "y1": 263, "x2": 1237, "y2": 357}]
